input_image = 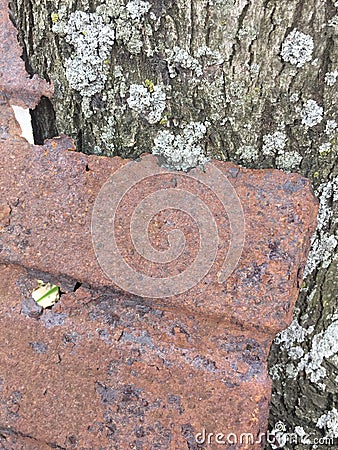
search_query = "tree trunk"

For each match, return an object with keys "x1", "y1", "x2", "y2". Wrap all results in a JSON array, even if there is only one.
[{"x1": 9, "y1": 0, "x2": 338, "y2": 447}]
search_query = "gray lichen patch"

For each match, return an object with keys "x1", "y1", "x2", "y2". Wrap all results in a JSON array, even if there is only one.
[
  {"x1": 274, "y1": 319, "x2": 314, "y2": 353},
  {"x1": 325, "y1": 120, "x2": 338, "y2": 136},
  {"x1": 237, "y1": 24, "x2": 257, "y2": 42},
  {"x1": 261, "y1": 131, "x2": 287, "y2": 156},
  {"x1": 304, "y1": 176, "x2": 338, "y2": 276},
  {"x1": 53, "y1": 10, "x2": 115, "y2": 97},
  {"x1": 319, "y1": 142, "x2": 332, "y2": 156},
  {"x1": 126, "y1": 0, "x2": 151, "y2": 20},
  {"x1": 317, "y1": 408, "x2": 338, "y2": 438},
  {"x1": 51, "y1": 1, "x2": 154, "y2": 100},
  {"x1": 196, "y1": 46, "x2": 224, "y2": 66},
  {"x1": 91, "y1": 116, "x2": 116, "y2": 156},
  {"x1": 260, "y1": 130, "x2": 302, "y2": 170},
  {"x1": 166, "y1": 47, "x2": 203, "y2": 78},
  {"x1": 325, "y1": 71, "x2": 338, "y2": 86},
  {"x1": 127, "y1": 83, "x2": 166, "y2": 124},
  {"x1": 96, "y1": 0, "x2": 151, "y2": 55},
  {"x1": 152, "y1": 122, "x2": 209, "y2": 171},
  {"x1": 270, "y1": 308, "x2": 338, "y2": 389},
  {"x1": 300, "y1": 99, "x2": 324, "y2": 128},
  {"x1": 297, "y1": 319, "x2": 338, "y2": 385},
  {"x1": 236, "y1": 145, "x2": 259, "y2": 163},
  {"x1": 165, "y1": 45, "x2": 224, "y2": 79},
  {"x1": 275, "y1": 151, "x2": 303, "y2": 171},
  {"x1": 280, "y1": 29, "x2": 314, "y2": 67},
  {"x1": 328, "y1": 14, "x2": 338, "y2": 28},
  {"x1": 208, "y1": 0, "x2": 236, "y2": 6}
]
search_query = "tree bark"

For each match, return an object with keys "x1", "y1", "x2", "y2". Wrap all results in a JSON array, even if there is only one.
[{"x1": 9, "y1": 0, "x2": 338, "y2": 447}]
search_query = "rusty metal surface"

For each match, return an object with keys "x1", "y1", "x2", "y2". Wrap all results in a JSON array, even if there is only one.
[
  {"x1": 0, "y1": 0, "x2": 53, "y2": 108},
  {"x1": 0, "y1": 263, "x2": 273, "y2": 449},
  {"x1": 0, "y1": 2, "x2": 319, "y2": 449},
  {"x1": 0, "y1": 127, "x2": 318, "y2": 332}
]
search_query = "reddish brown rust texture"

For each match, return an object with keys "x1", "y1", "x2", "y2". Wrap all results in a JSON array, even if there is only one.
[
  {"x1": 0, "y1": 0, "x2": 53, "y2": 108},
  {"x1": 0, "y1": 125, "x2": 318, "y2": 333},
  {"x1": 0, "y1": 4, "x2": 318, "y2": 450},
  {"x1": 0, "y1": 264, "x2": 273, "y2": 450}
]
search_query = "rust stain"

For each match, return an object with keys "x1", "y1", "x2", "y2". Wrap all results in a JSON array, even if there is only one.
[
  {"x1": 0, "y1": 0, "x2": 53, "y2": 108},
  {"x1": 0, "y1": 204, "x2": 11, "y2": 230}
]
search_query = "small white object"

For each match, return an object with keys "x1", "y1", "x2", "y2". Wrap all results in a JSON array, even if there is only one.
[
  {"x1": 325, "y1": 70, "x2": 338, "y2": 86},
  {"x1": 300, "y1": 99, "x2": 323, "y2": 127},
  {"x1": 152, "y1": 122, "x2": 208, "y2": 171},
  {"x1": 280, "y1": 29, "x2": 314, "y2": 67},
  {"x1": 12, "y1": 105, "x2": 34, "y2": 144}
]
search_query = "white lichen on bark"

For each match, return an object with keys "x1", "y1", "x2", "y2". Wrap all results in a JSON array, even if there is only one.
[
  {"x1": 297, "y1": 320, "x2": 338, "y2": 385},
  {"x1": 165, "y1": 47, "x2": 203, "y2": 78},
  {"x1": 260, "y1": 129, "x2": 302, "y2": 169},
  {"x1": 300, "y1": 99, "x2": 324, "y2": 127},
  {"x1": 96, "y1": 0, "x2": 151, "y2": 54},
  {"x1": 127, "y1": 83, "x2": 166, "y2": 124},
  {"x1": 280, "y1": 29, "x2": 314, "y2": 67},
  {"x1": 261, "y1": 131, "x2": 287, "y2": 156},
  {"x1": 236, "y1": 145, "x2": 259, "y2": 163},
  {"x1": 305, "y1": 177, "x2": 338, "y2": 276},
  {"x1": 325, "y1": 119, "x2": 338, "y2": 135},
  {"x1": 317, "y1": 408, "x2": 338, "y2": 437},
  {"x1": 274, "y1": 319, "x2": 314, "y2": 352},
  {"x1": 275, "y1": 151, "x2": 303, "y2": 171},
  {"x1": 152, "y1": 122, "x2": 208, "y2": 171},
  {"x1": 325, "y1": 71, "x2": 338, "y2": 86},
  {"x1": 53, "y1": 10, "x2": 115, "y2": 96},
  {"x1": 272, "y1": 314, "x2": 338, "y2": 388}
]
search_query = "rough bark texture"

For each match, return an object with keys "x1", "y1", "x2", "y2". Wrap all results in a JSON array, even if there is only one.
[{"x1": 8, "y1": 0, "x2": 338, "y2": 448}]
